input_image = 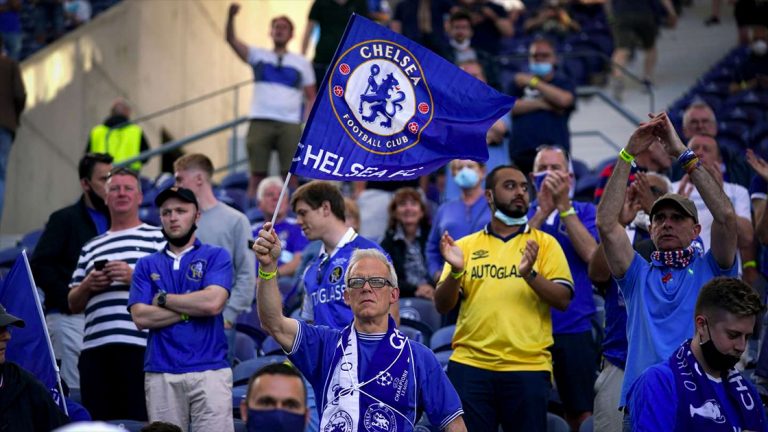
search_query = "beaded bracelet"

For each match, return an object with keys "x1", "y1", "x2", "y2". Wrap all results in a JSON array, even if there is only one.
[{"x1": 678, "y1": 149, "x2": 701, "y2": 174}]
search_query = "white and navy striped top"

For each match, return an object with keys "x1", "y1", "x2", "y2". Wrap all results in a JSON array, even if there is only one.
[{"x1": 69, "y1": 224, "x2": 165, "y2": 350}]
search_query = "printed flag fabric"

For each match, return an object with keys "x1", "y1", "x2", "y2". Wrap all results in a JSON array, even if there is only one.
[
  {"x1": 290, "y1": 14, "x2": 516, "y2": 181},
  {"x1": 0, "y1": 251, "x2": 66, "y2": 412}
]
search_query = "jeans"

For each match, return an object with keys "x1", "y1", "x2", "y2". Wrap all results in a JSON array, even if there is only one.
[{"x1": 0, "y1": 127, "x2": 13, "y2": 224}]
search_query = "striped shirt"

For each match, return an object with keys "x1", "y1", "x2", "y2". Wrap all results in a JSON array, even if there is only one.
[{"x1": 70, "y1": 224, "x2": 165, "y2": 350}]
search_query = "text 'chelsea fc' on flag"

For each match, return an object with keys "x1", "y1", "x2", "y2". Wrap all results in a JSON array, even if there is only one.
[{"x1": 290, "y1": 14, "x2": 516, "y2": 181}]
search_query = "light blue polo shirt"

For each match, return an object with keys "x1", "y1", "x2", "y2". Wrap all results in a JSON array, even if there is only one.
[{"x1": 617, "y1": 250, "x2": 737, "y2": 407}]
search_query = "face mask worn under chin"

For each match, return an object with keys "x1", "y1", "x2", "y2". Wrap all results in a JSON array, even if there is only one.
[
  {"x1": 454, "y1": 167, "x2": 479, "y2": 190},
  {"x1": 246, "y1": 408, "x2": 306, "y2": 432},
  {"x1": 529, "y1": 62, "x2": 553, "y2": 77},
  {"x1": 490, "y1": 191, "x2": 528, "y2": 226},
  {"x1": 700, "y1": 320, "x2": 741, "y2": 373},
  {"x1": 162, "y1": 223, "x2": 198, "y2": 248}
]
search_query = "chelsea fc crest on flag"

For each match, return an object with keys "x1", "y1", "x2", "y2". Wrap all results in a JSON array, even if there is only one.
[
  {"x1": 331, "y1": 41, "x2": 431, "y2": 154},
  {"x1": 290, "y1": 14, "x2": 515, "y2": 181}
]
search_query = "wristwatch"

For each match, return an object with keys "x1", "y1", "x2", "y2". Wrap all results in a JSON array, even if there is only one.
[
  {"x1": 524, "y1": 270, "x2": 538, "y2": 283},
  {"x1": 157, "y1": 291, "x2": 168, "y2": 308}
]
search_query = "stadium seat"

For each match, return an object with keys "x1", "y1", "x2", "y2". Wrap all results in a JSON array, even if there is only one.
[
  {"x1": 233, "y1": 355, "x2": 288, "y2": 386},
  {"x1": 235, "y1": 310, "x2": 269, "y2": 348},
  {"x1": 260, "y1": 336, "x2": 284, "y2": 356},
  {"x1": 579, "y1": 415, "x2": 594, "y2": 432},
  {"x1": 398, "y1": 324, "x2": 425, "y2": 344},
  {"x1": 232, "y1": 384, "x2": 247, "y2": 418},
  {"x1": 20, "y1": 229, "x2": 43, "y2": 253},
  {"x1": 106, "y1": 420, "x2": 146, "y2": 431},
  {"x1": 235, "y1": 331, "x2": 257, "y2": 363},
  {"x1": 399, "y1": 298, "x2": 442, "y2": 334},
  {"x1": 434, "y1": 350, "x2": 452, "y2": 372},
  {"x1": 547, "y1": 413, "x2": 570, "y2": 432},
  {"x1": 220, "y1": 171, "x2": 249, "y2": 190},
  {"x1": 430, "y1": 325, "x2": 456, "y2": 353}
]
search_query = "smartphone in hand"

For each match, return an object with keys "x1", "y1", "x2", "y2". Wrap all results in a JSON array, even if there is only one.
[{"x1": 94, "y1": 260, "x2": 108, "y2": 271}]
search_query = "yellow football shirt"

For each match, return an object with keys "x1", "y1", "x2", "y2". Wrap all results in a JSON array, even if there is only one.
[{"x1": 439, "y1": 225, "x2": 574, "y2": 372}]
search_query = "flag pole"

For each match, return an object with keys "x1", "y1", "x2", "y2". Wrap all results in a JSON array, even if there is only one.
[
  {"x1": 270, "y1": 172, "x2": 292, "y2": 227},
  {"x1": 20, "y1": 250, "x2": 68, "y2": 415}
]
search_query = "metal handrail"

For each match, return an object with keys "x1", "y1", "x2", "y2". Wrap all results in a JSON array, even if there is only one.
[
  {"x1": 497, "y1": 48, "x2": 655, "y2": 113},
  {"x1": 115, "y1": 116, "x2": 251, "y2": 168}
]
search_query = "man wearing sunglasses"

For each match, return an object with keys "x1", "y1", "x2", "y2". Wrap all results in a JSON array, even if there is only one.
[{"x1": 253, "y1": 225, "x2": 467, "y2": 432}]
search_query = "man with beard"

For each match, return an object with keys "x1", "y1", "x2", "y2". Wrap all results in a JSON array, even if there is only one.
[
  {"x1": 31, "y1": 153, "x2": 112, "y2": 393},
  {"x1": 435, "y1": 164, "x2": 573, "y2": 432},
  {"x1": 129, "y1": 187, "x2": 233, "y2": 431},
  {"x1": 596, "y1": 113, "x2": 737, "y2": 420},
  {"x1": 68, "y1": 168, "x2": 166, "y2": 420}
]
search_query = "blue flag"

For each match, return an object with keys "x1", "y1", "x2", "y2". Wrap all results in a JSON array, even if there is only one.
[
  {"x1": 290, "y1": 14, "x2": 516, "y2": 181},
  {"x1": 0, "y1": 251, "x2": 66, "y2": 413}
]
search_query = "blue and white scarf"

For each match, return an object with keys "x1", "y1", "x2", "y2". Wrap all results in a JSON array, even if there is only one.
[
  {"x1": 671, "y1": 340, "x2": 764, "y2": 431},
  {"x1": 319, "y1": 317, "x2": 417, "y2": 432}
]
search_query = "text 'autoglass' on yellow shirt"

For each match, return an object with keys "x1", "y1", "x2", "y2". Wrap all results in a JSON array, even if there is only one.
[{"x1": 439, "y1": 224, "x2": 573, "y2": 372}]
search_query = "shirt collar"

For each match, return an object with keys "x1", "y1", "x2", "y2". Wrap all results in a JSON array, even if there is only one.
[
  {"x1": 320, "y1": 227, "x2": 357, "y2": 258},
  {"x1": 392, "y1": 224, "x2": 421, "y2": 241},
  {"x1": 164, "y1": 238, "x2": 201, "y2": 259},
  {"x1": 484, "y1": 223, "x2": 530, "y2": 242}
]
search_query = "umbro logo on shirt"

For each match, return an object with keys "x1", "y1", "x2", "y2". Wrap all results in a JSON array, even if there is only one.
[{"x1": 471, "y1": 250, "x2": 489, "y2": 260}]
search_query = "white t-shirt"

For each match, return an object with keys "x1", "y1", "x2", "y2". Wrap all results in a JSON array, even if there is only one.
[
  {"x1": 671, "y1": 180, "x2": 751, "y2": 252},
  {"x1": 248, "y1": 47, "x2": 315, "y2": 124}
]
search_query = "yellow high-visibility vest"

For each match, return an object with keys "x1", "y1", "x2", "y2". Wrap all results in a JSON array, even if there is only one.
[{"x1": 89, "y1": 124, "x2": 143, "y2": 170}]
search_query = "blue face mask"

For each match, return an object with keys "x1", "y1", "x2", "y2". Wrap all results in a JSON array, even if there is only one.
[
  {"x1": 532, "y1": 171, "x2": 548, "y2": 192},
  {"x1": 529, "y1": 62, "x2": 553, "y2": 77},
  {"x1": 246, "y1": 409, "x2": 306, "y2": 432},
  {"x1": 454, "y1": 167, "x2": 480, "y2": 190}
]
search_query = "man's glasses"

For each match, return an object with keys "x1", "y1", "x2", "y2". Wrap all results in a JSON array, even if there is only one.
[{"x1": 347, "y1": 277, "x2": 392, "y2": 290}]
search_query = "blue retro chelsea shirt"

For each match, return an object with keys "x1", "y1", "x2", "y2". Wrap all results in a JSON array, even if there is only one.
[{"x1": 128, "y1": 239, "x2": 233, "y2": 373}]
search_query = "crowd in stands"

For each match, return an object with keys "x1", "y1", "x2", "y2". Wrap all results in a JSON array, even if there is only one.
[{"x1": 3, "y1": 0, "x2": 768, "y2": 431}]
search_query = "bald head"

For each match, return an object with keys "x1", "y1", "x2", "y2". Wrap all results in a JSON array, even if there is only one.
[{"x1": 110, "y1": 98, "x2": 132, "y2": 117}]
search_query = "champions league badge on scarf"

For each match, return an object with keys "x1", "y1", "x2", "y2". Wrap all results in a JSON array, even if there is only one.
[{"x1": 290, "y1": 14, "x2": 515, "y2": 182}]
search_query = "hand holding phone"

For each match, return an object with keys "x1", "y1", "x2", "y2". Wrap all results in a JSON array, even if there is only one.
[{"x1": 94, "y1": 260, "x2": 108, "y2": 271}]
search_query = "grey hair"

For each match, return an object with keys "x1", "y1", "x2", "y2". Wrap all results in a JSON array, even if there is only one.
[
  {"x1": 345, "y1": 248, "x2": 398, "y2": 288},
  {"x1": 256, "y1": 176, "x2": 284, "y2": 201},
  {"x1": 683, "y1": 100, "x2": 716, "y2": 126}
]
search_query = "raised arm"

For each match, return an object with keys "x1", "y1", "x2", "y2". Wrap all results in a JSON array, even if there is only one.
[
  {"x1": 254, "y1": 222, "x2": 299, "y2": 351},
  {"x1": 434, "y1": 232, "x2": 464, "y2": 314},
  {"x1": 747, "y1": 149, "x2": 768, "y2": 245},
  {"x1": 657, "y1": 113, "x2": 737, "y2": 268},
  {"x1": 226, "y1": 3, "x2": 249, "y2": 62},
  {"x1": 596, "y1": 118, "x2": 662, "y2": 277}
]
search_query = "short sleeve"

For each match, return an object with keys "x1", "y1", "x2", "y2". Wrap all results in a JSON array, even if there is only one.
[
  {"x1": 704, "y1": 250, "x2": 739, "y2": 276},
  {"x1": 127, "y1": 257, "x2": 154, "y2": 310},
  {"x1": 69, "y1": 245, "x2": 90, "y2": 288},
  {"x1": 415, "y1": 345, "x2": 464, "y2": 429},
  {"x1": 615, "y1": 252, "x2": 648, "y2": 301},
  {"x1": 204, "y1": 248, "x2": 234, "y2": 293},
  {"x1": 247, "y1": 46, "x2": 269, "y2": 66},
  {"x1": 536, "y1": 234, "x2": 573, "y2": 290},
  {"x1": 627, "y1": 364, "x2": 676, "y2": 432},
  {"x1": 732, "y1": 185, "x2": 752, "y2": 222},
  {"x1": 749, "y1": 175, "x2": 767, "y2": 201},
  {"x1": 301, "y1": 58, "x2": 316, "y2": 87}
]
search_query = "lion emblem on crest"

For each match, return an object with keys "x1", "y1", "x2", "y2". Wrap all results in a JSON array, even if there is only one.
[{"x1": 358, "y1": 64, "x2": 405, "y2": 128}]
